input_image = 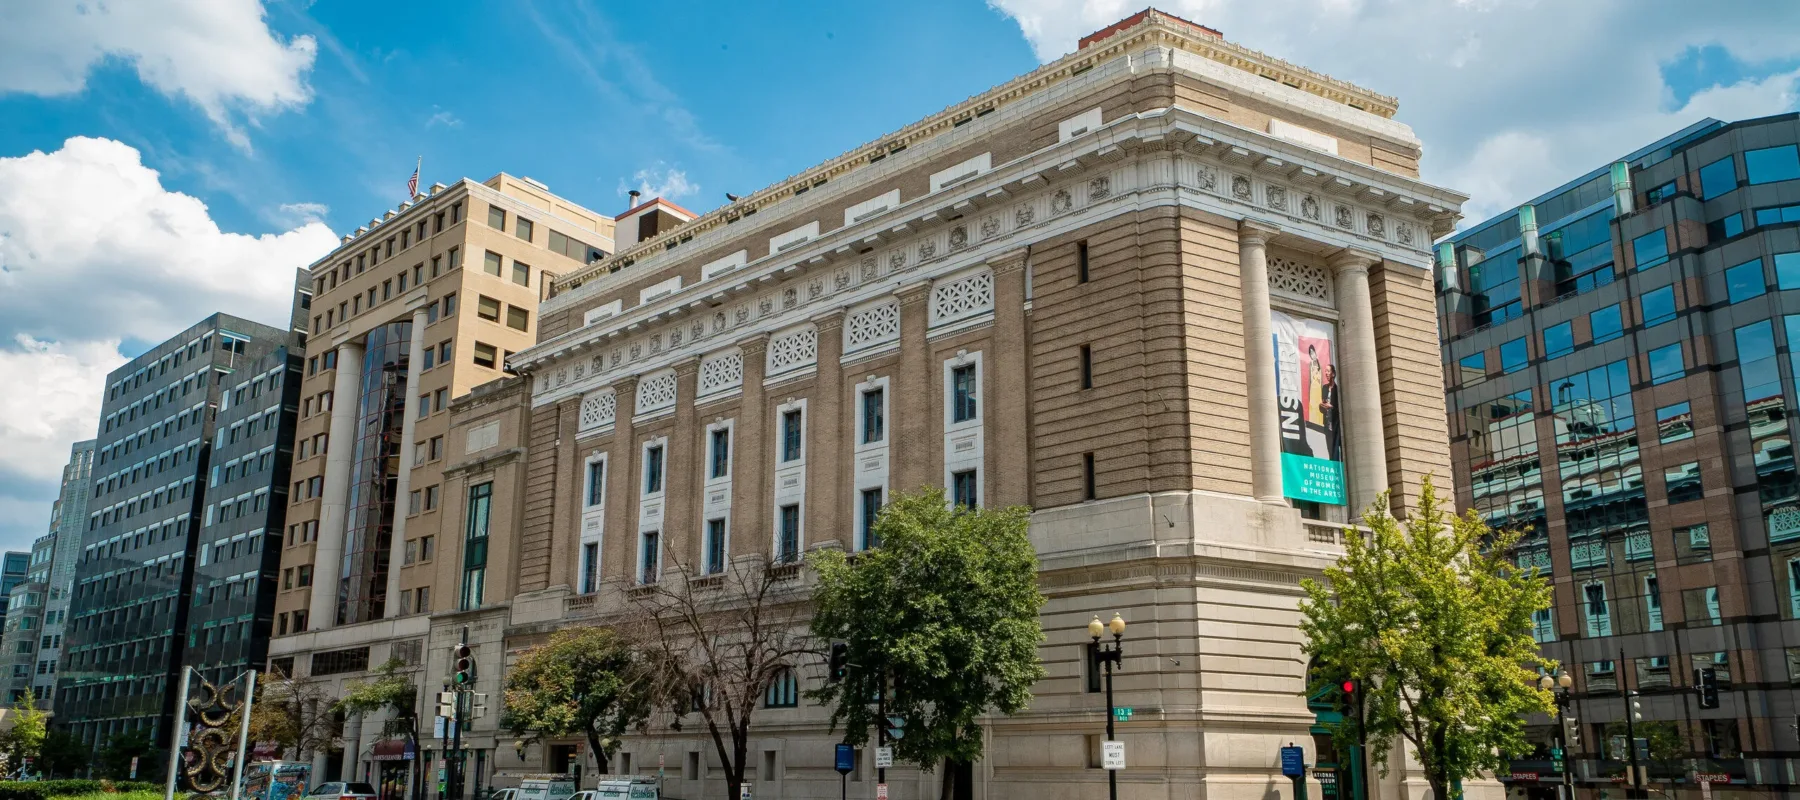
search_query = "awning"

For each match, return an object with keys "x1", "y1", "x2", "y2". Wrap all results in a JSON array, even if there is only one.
[{"x1": 372, "y1": 740, "x2": 415, "y2": 761}]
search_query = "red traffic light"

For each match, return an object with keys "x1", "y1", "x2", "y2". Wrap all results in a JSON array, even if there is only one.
[{"x1": 1341, "y1": 680, "x2": 1357, "y2": 694}]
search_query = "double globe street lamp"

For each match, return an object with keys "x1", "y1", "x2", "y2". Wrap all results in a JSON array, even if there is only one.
[
  {"x1": 1538, "y1": 669, "x2": 1576, "y2": 800},
  {"x1": 1090, "y1": 613, "x2": 1127, "y2": 800}
]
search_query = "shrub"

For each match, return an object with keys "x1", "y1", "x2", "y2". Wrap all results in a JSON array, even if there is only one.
[{"x1": 0, "y1": 781, "x2": 161, "y2": 800}]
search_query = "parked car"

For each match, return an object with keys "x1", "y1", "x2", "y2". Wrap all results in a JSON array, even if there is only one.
[{"x1": 307, "y1": 782, "x2": 378, "y2": 800}]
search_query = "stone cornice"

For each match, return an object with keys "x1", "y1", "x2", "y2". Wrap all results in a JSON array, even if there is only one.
[{"x1": 549, "y1": 18, "x2": 1415, "y2": 295}]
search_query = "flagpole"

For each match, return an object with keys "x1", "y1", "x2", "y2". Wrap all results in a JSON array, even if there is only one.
[{"x1": 415, "y1": 156, "x2": 422, "y2": 196}]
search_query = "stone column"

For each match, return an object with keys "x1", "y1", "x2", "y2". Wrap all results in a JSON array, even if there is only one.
[
  {"x1": 733, "y1": 336, "x2": 770, "y2": 561},
  {"x1": 1238, "y1": 222, "x2": 1284, "y2": 504},
  {"x1": 810, "y1": 312, "x2": 847, "y2": 548},
  {"x1": 602, "y1": 376, "x2": 638, "y2": 585},
  {"x1": 894, "y1": 282, "x2": 934, "y2": 494},
  {"x1": 664, "y1": 359, "x2": 702, "y2": 571},
  {"x1": 989, "y1": 250, "x2": 1031, "y2": 508},
  {"x1": 310, "y1": 338, "x2": 364, "y2": 628},
  {"x1": 385, "y1": 310, "x2": 429, "y2": 616},
  {"x1": 1331, "y1": 249, "x2": 1389, "y2": 513}
]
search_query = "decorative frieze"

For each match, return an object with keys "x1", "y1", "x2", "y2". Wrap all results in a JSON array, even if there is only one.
[
  {"x1": 845, "y1": 300, "x2": 901, "y2": 353},
  {"x1": 930, "y1": 269, "x2": 995, "y2": 327},
  {"x1": 636, "y1": 371, "x2": 677, "y2": 415},
  {"x1": 698, "y1": 350, "x2": 744, "y2": 396},
  {"x1": 1268, "y1": 256, "x2": 1332, "y2": 306},
  {"x1": 577, "y1": 390, "x2": 617, "y2": 432},
  {"x1": 767, "y1": 326, "x2": 819, "y2": 376}
]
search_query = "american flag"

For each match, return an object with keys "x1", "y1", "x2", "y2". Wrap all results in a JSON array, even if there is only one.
[{"x1": 407, "y1": 157, "x2": 420, "y2": 197}]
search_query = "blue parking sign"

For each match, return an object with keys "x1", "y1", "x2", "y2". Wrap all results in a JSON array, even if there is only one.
[
  {"x1": 836, "y1": 743, "x2": 855, "y2": 775},
  {"x1": 1281, "y1": 746, "x2": 1305, "y2": 777}
]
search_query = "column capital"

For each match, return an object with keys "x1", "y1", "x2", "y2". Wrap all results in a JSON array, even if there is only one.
[
  {"x1": 736, "y1": 332, "x2": 771, "y2": 355},
  {"x1": 895, "y1": 280, "x2": 932, "y2": 306},
  {"x1": 811, "y1": 309, "x2": 847, "y2": 332},
  {"x1": 672, "y1": 356, "x2": 702, "y2": 378},
  {"x1": 988, "y1": 248, "x2": 1030, "y2": 276},
  {"x1": 1238, "y1": 219, "x2": 1282, "y2": 246},
  {"x1": 1329, "y1": 247, "x2": 1380, "y2": 274}
]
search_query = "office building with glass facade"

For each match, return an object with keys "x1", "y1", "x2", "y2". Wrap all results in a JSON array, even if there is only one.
[{"x1": 1439, "y1": 113, "x2": 1800, "y2": 798}]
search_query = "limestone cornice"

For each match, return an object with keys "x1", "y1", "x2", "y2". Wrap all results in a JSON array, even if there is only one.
[
  {"x1": 549, "y1": 20, "x2": 1418, "y2": 295},
  {"x1": 514, "y1": 107, "x2": 1465, "y2": 410}
]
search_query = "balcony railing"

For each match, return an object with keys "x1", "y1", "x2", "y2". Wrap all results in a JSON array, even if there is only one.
[{"x1": 1303, "y1": 520, "x2": 1365, "y2": 549}]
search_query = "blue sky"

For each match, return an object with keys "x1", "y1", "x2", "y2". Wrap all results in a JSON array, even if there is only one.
[{"x1": 1, "y1": 0, "x2": 1799, "y2": 554}]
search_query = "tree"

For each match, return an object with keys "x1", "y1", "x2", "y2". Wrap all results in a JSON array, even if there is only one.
[
  {"x1": 0, "y1": 689, "x2": 47, "y2": 776},
  {"x1": 809, "y1": 488, "x2": 1046, "y2": 800},
  {"x1": 96, "y1": 728, "x2": 155, "y2": 780},
  {"x1": 1299, "y1": 478, "x2": 1554, "y2": 800},
  {"x1": 335, "y1": 658, "x2": 423, "y2": 785},
  {"x1": 250, "y1": 664, "x2": 341, "y2": 761},
  {"x1": 37, "y1": 730, "x2": 86, "y2": 778},
  {"x1": 629, "y1": 556, "x2": 816, "y2": 800},
  {"x1": 502, "y1": 627, "x2": 649, "y2": 773}
]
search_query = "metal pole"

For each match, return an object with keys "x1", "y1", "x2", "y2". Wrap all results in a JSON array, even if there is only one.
[
  {"x1": 231, "y1": 670, "x2": 259, "y2": 800},
  {"x1": 876, "y1": 666, "x2": 887, "y2": 790},
  {"x1": 1104, "y1": 641, "x2": 1117, "y2": 800},
  {"x1": 165, "y1": 667, "x2": 193, "y2": 800},
  {"x1": 1354, "y1": 683, "x2": 1368, "y2": 800}
]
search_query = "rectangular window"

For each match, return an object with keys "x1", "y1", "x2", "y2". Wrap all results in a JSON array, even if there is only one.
[
  {"x1": 484, "y1": 251, "x2": 503, "y2": 277},
  {"x1": 478, "y1": 295, "x2": 501, "y2": 321},
  {"x1": 705, "y1": 519, "x2": 727, "y2": 574},
  {"x1": 782, "y1": 410, "x2": 803, "y2": 462},
  {"x1": 516, "y1": 217, "x2": 534, "y2": 242},
  {"x1": 1499, "y1": 337, "x2": 1528, "y2": 374},
  {"x1": 507, "y1": 305, "x2": 530, "y2": 331},
  {"x1": 487, "y1": 205, "x2": 506, "y2": 230},
  {"x1": 1632, "y1": 230, "x2": 1669, "y2": 269},
  {"x1": 1079, "y1": 344, "x2": 1094, "y2": 388},
  {"x1": 639, "y1": 530, "x2": 659, "y2": 584},
  {"x1": 951, "y1": 364, "x2": 978, "y2": 423},
  {"x1": 1656, "y1": 402, "x2": 1693, "y2": 444},
  {"x1": 1640, "y1": 285, "x2": 1676, "y2": 326},
  {"x1": 1747, "y1": 144, "x2": 1800, "y2": 185},
  {"x1": 422, "y1": 347, "x2": 436, "y2": 371},
  {"x1": 1726, "y1": 258, "x2": 1766, "y2": 303},
  {"x1": 1542, "y1": 322, "x2": 1573, "y2": 359},
  {"x1": 1710, "y1": 212, "x2": 1747, "y2": 240},
  {"x1": 952, "y1": 469, "x2": 979, "y2": 508},
  {"x1": 1457, "y1": 352, "x2": 1486, "y2": 385},
  {"x1": 859, "y1": 488, "x2": 883, "y2": 551},
  {"x1": 764, "y1": 667, "x2": 798, "y2": 708},
  {"x1": 1590, "y1": 304, "x2": 1623, "y2": 343},
  {"x1": 448, "y1": 247, "x2": 461, "y2": 270},
  {"x1": 645, "y1": 445, "x2": 664, "y2": 494},
  {"x1": 460, "y1": 482, "x2": 492, "y2": 610},
  {"x1": 473, "y1": 342, "x2": 498, "y2": 369},
  {"x1": 581, "y1": 542, "x2": 600, "y2": 594},
  {"x1": 1776, "y1": 252, "x2": 1800, "y2": 290},
  {"x1": 1699, "y1": 156, "x2": 1737, "y2": 199},
  {"x1": 1682, "y1": 586, "x2": 1723, "y2": 627},
  {"x1": 1648, "y1": 343, "x2": 1684, "y2": 384},
  {"x1": 512, "y1": 260, "x2": 531, "y2": 287},
  {"x1": 1665, "y1": 461, "x2": 1702, "y2": 504},
  {"x1": 1083, "y1": 452, "x2": 1097, "y2": 501},
  {"x1": 587, "y1": 460, "x2": 606, "y2": 506},
  {"x1": 1077, "y1": 240, "x2": 1090, "y2": 283},
  {"x1": 861, "y1": 388, "x2": 884, "y2": 444},
  {"x1": 710, "y1": 429, "x2": 730, "y2": 479},
  {"x1": 778, "y1": 504, "x2": 801, "y2": 563}
]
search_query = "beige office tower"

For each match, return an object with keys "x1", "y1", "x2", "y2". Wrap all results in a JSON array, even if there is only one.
[
  {"x1": 267, "y1": 174, "x2": 617, "y2": 786},
  {"x1": 469, "y1": 10, "x2": 1473, "y2": 800}
]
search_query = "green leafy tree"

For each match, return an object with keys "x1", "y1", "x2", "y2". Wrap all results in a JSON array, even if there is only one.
[
  {"x1": 1300, "y1": 478, "x2": 1554, "y2": 800},
  {"x1": 38, "y1": 730, "x2": 87, "y2": 778},
  {"x1": 0, "y1": 690, "x2": 47, "y2": 775},
  {"x1": 809, "y1": 488, "x2": 1046, "y2": 800},
  {"x1": 334, "y1": 657, "x2": 422, "y2": 791},
  {"x1": 502, "y1": 627, "x2": 649, "y2": 773},
  {"x1": 96, "y1": 728, "x2": 155, "y2": 780},
  {"x1": 250, "y1": 664, "x2": 341, "y2": 760}
]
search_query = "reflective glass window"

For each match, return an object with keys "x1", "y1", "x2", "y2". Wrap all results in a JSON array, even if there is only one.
[
  {"x1": 1500, "y1": 338, "x2": 1528, "y2": 374},
  {"x1": 1649, "y1": 343, "x2": 1685, "y2": 384},
  {"x1": 1640, "y1": 286, "x2": 1676, "y2": 326},
  {"x1": 1699, "y1": 156, "x2": 1737, "y2": 200},
  {"x1": 1590, "y1": 304, "x2": 1624, "y2": 343},
  {"x1": 1543, "y1": 322, "x2": 1574, "y2": 359},
  {"x1": 1747, "y1": 145, "x2": 1800, "y2": 185},
  {"x1": 1726, "y1": 258, "x2": 1766, "y2": 304},
  {"x1": 1632, "y1": 230, "x2": 1669, "y2": 269}
]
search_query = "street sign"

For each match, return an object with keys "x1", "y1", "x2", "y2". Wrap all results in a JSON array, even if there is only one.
[
  {"x1": 404, "y1": 742, "x2": 417, "y2": 761},
  {"x1": 1609, "y1": 735, "x2": 1626, "y2": 760},
  {"x1": 876, "y1": 784, "x2": 888, "y2": 800},
  {"x1": 875, "y1": 747, "x2": 894, "y2": 768},
  {"x1": 435, "y1": 717, "x2": 447, "y2": 738},
  {"x1": 739, "y1": 782, "x2": 752, "y2": 800},
  {"x1": 1280, "y1": 746, "x2": 1304, "y2": 777},
  {"x1": 129, "y1": 757, "x2": 139, "y2": 779},
  {"x1": 836, "y1": 744, "x2": 855, "y2": 775},
  {"x1": 1102, "y1": 740, "x2": 1126, "y2": 771},
  {"x1": 1113, "y1": 707, "x2": 1134, "y2": 722}
]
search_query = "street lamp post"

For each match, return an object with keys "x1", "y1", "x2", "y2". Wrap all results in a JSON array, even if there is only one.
[
  {"x1": 1089, "y1": 613, "x2": 1126, "y2": 800},
  {"x1": 1539, "y1": 670, "x2": 1576, "y2": 800}
]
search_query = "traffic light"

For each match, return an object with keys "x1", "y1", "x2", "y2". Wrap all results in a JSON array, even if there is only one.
[
  {"x1": 471, "y1": 692, "x2": 489, "y2": 719},
  {"x1": 1629, "y1": 691, "x2": 1642, "y2": 721},
  {"x1": 454, "y1": 643, "x2": 475, "y2": 686},
  {"x1": 882, "y1": 715, "x2": 907, "y2": 741},
  {"x1": 1695, "y1": 668, "x2": 1720, "y2": 709},
  {"x1": 829, "y1": 642, "x2": 849, "y2": 683},
  {"x1": 437, "y1": 691, "x2": 456, "y2": 718}
]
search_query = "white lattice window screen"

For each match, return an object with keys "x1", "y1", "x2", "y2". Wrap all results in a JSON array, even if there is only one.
[
  {"x1": 1268, "y1": 256, "x2": 1333, "y2": 305},
  {"x1": 578, "y1": 391, "x2": 616, "y2": 432},
  {"x1": 767, "y1": 327, "x2": 819, "y2": 375},
  {"x1": 699, "y1": 351, "x2": 744, "y2": 395},
  {"x1": 929, "y1": 271, "x2": 994, "y2": 326},
  {"x1": 845, "y1": 301, "x2": 901, "y2": 352},
  {"x1": 636, "y1": 373, "x2": 678, "y2": 415}
]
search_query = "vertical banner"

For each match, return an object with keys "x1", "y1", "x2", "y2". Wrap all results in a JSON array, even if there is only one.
[{"x1": 1273, "y1": 311, "x2": 1346, "y2": 504}]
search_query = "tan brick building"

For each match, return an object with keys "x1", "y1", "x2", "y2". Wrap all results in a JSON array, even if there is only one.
[
  {"x1": 471, "y1": 10, "x2": 1469, "y2": 800},
  {"x1": 267, "y1": 174, "x2": 615, "y2": 786}
]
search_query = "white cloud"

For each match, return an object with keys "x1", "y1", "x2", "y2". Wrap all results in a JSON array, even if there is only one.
[
  {"x1": 986, "y1": 0, "x2": 1800, "y2": 227},
  {"x1": 427, "y1": 107, "x2": 463, "y2": 129},
  {"x1": 0, "y1": 0, "x2": 317, "y2": 149},
  {"x1": 278, "y1": 201, "x2": 331, "y2": 225},
  {"x1": 0, "y1": 136, "x2": 337, "y2": 511},
  {"x1": 620, "y1": 163, "x2": 700, "y2": 201}
]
